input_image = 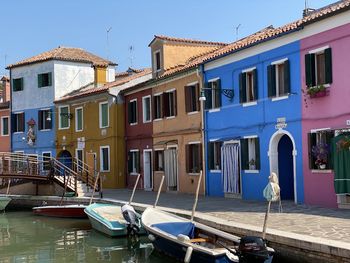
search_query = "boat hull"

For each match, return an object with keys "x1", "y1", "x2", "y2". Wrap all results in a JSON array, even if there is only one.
[
  {"x1": 32, "y1": 205, "x2": 87, "y2": 218},
  {"x1": 87, "y1": 212, "x2": 128, "y2": 237},
  {"x1": 0, "y1": 197, "x2": 11, "y2": 211}
]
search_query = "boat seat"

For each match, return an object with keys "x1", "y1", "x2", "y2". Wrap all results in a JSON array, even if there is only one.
[{"x1": 190, "y1": 238, "x2": 208, "y2": 243}]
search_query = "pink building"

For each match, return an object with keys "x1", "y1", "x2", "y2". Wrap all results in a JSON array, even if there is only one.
[
  {"x1": 0, "y1": 76, "x2": 10, "y2": 152},
  {"x1": 301, "y1": 22, "x2": 350, "y2": 208}
]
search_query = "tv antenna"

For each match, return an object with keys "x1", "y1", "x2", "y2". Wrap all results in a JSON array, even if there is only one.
[
  {"x1": 128, "y1": 45, "x2": 135, "y2": 68},
  {"x1": 106, "y1": 27, "x2": 112, "y2": 59},
  {"x1": 235, "y1": 24, "x2": 241, "y2": 41}
]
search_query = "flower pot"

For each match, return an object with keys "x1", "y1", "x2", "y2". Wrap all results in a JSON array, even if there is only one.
[
  {"x1": 319, "y1": 164, "x2": 326, "y2": 170},
  {"x1": 309, "y1": 90, "x2": 327, "y2": 98}
]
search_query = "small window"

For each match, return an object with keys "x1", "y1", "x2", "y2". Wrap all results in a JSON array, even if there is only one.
[
  {"x1": 100, "y1": 146, "x2": 110, "y2": 172},
  {"x1": 185, "y1": 83, "x2": 200, "y2": 113},
  {"x1": 142, "y1": 96, "x2": 151, "y2": 123},
  {"x1": 239, "y1": 69, "x2": 258, "y2": 104},
  {"x1": 1, "y1": 116, "x2": 9, "y2": 136},
  {"x1": 99, "y1": 102, "x2": 109, "y2": 128},
  {"x1": 154, "y1": 150, "x2": 164, "y2": 171},
  {"x1": 164, "y1": 90, "x2": 177, "y2": 118},
  {"x1": 38, "y1": 72, "x2": 52, "y2": 88},
  {"x1": 59, "y1": 106, "x2": 70, "y2": 129},
  {"x1": 154, "y1": 51, "x2": 161, "y2": 72},
  {"x1": 38, "y1": 109, "x2": 52, "y2": 130},
  {"x1": 128, "y1": 150, "x2": 140, "y2": 174},
  {"x1": 186, "y1": 143, "x2": 202, "y2": 174},
  {"x1": 42, "y1": 152, "x2": 51, "y2": 171},
  {"x1": 75, "y1": 107, "x2": 83, "y2": 132},
  {"x1": 240, "y1": 137, "x2": 260, "y2": 170},
  {"x1": 208, "y1": 141, "x2": 222, "y2": 170},
  {"x1": 305, "y1": 48, "x2": 332, "y2": 87},
  {"x1": 308, "y1": 130, "x2": 334, "y2": 170},
  {"x1": 153, "y1": 94, "x2": 163, "y2": 119},
  {"x1": 13, "y1": 78, "x2": 24, "y2": 92},
  {"x1": 76, "y1": 149, "x2": 84, "y2": 172},
  {"x1": 12, "y1": 112, "x2": 25, "y2": 133},
  {"x1": 268, "y1": 60, "x2": 290, "y2": 98},
  {"x1": 128, "y1": 99, "x2": 138, "y2": 124},
  {"x1": 204, "y1": 79, "x2": 221, "y2": 110}
]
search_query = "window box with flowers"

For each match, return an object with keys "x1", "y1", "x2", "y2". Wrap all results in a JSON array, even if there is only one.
[{"x1": 307, "y1": 84, "x2": 329, "y2": 98}]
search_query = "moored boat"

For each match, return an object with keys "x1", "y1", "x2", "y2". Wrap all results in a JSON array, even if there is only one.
[
  {"x1": 0, "y1": 196, "x2": 11, "y2": 211},
  {"x1": 32, "y1": 204, "x2": 87, "y2": 218},
  {"x1": 142, "y1": 207, "x2": 274, "y2": 263}
]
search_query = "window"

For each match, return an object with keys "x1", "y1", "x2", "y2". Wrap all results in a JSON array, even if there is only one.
[
  {"x1": 185, "y1": 83, "x2": 200, "y2": 113},
  {"x1": 1, "y1": 116, "x2": 9, "y2": 136},
  {"x1": 76, "y1": 149, "x2": 84, "y2": 172},
  {"x1": 128, "y1": 150, "x2": 140, "y2": 174},
  {"x1": 42, "y1": 152, "x2": 51, "y2": 171},
  {"x1": 12, "y1": 78, "x2": 24, "y2": 92},
  {"x1": 154, "y1": 51, "x2": 161, "y2": 72},
  {"x1": 153, "y1": 94, "x2": 163, "y2": 119},
  {"x1": 142, "y1": 96, "x2": 151, "y2": 123},
  {"x1": 268, "y1": 60, "x2": 290, "y2": 98},
  {"x1": 128, "y1": 99, "x2": 137, "y2": 124},
  {"x1": 38, "y1": 109, "x2": 52, "y2": 130},
  {"x1": 308, "y1": 130, "x2": 333, "y2": 170},
  {"x1": 12, "y1": 112, "x2": 25, "y2": 133},
  {"x1": 204, "y1": 79, "x2": 221, "y2": 110},
  {"x1": 38, "y1": 72, "x2": 52, "y2": 88},
  {"x1": 154, "y1": 150, "x2": 164, "y2": 171},
  {"x1": 240, "y1": 137, "x2": 260, "y2": 170},
  {"x1": 75, "y1": 107, "x2": 83, "y2": 132},
  {"x1": 305, "y1": 47, "x2": 332, "y2": 87},
  {"x1": 100, "y1": 146, "x2": 110, "y2": 172},
  {"x1": 59, "y1": 106, "x2": 70, "y2": 129},
  {"x1": 164, "y1": 90, "x2": 177, "y2": 118},
  {"x1": 208, "y1": 141, "x2": 223, "y2": 170},
  {"x1": 186, "y1": 143, "x2": 202, "y2": 174},
  {"x1": 99, "y1": 102, "x2": 109, "y2": 128},
  {"x1": 239, "y1": 69, "x2": 258, "y2": 103}
]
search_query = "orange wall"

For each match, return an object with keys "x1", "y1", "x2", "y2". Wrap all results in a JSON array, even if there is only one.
[{"x1": 0, "y1": 108, "x2": 10, "y2": 152}]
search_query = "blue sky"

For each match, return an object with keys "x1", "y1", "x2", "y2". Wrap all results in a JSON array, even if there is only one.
[{"x1": 0, "y1": 0, "x2": 337, "y2": 75}]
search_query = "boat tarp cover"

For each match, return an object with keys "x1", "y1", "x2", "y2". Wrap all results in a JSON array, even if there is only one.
[{"x1": 152, "y1": 222, "x2": 195, "y2": 238}]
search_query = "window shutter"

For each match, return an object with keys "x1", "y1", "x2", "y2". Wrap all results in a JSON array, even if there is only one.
[
  {"x1": 153, "y1": 96, "x2": 157, "y2": 119},
  {"x1": 267, "y1": 65, "x2": 276, "y2": 97},
  {"x1": 326, "y1": 131, "x2": 334, "y2": 169},
  {"x1": 253, "y1": 69, "x2": 258, "y2": 100},
  {"x1": 174, "y1": 90, "x2": 177, "y2": 116},
  {"x1": 184, "y1": 86, "x2": 190, "y2": 113},
  {"x1": 11, "y1": 114, "x2": 16, "y2": 133},
  {"x1": 195, "y1": 83, "x2": 200, "y2": 111},
  {"x1": 128, "y1": 102, "x2": 132, "y2": 124},
  {"x1": 198, "y1": 143, "x2": 203, "y2": 170},
  {"x1": 38, "y1": 111, "x2": 43, "y2": 130},
  {"x1": 307, "y1": 133, "x2": 316, "y2": 169},
  {"x1": 38, "y1": 74, "x2": 42, "y2": 88},
  {"x1": 163, "y1": 93, "x2": 168, "y2": 117},
  {"x1": 136, "y1": 152, "x2": 140, "y2": 173},
  {"x1": 134, "y1": 101, "x2": 137, "y2": 123},
  {"x1": 240, "y1": 139, "x2": 248, "y2": 170},
  {"x1": 324, "y1": 48, "x2": 332, "y2": 84},
  {"x1": 216, "y1": 79, "x2": 222, "y2": 108},
  {"x1": 185, "y1": 145, "x2": 190, "y2": 173},
  {"x1": 284, "y1": 60, "x2": 291, "y2": 94},
  {"x1": 239, "y1": 73, "x2": 247, "y2": 103},
  {"x1": 305, "y1": 54, "x2": 315, "y2": 87},
  {"x1": 47, "y1": 109, "x2": 52, "y2": 129},
  {"x1": 48, "y1": 72, "x2": 52, "y2": 86},
  {"x1": 128, "y1": 152, "x2": 133, "y2": 173},
  {"x1": 208, "y1": 142, "x2": 214, "y2": 170},
  {"x1": 204, "y1": 82, "x2": 212, "y2": 110},
  {"x1": 255, "y1": 138, "x2": 261, "y2": 170},
  {"x1": 21, "y1": 112, "x2": 25, "y2": 132}
]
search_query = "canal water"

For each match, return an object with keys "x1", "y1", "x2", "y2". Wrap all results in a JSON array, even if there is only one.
[{"x1": 0, "y1": 211, "x2": 173, "y2": 263}]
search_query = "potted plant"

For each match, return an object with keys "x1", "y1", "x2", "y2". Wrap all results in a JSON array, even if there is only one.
[
  {"x1": 249, "y1": 158, "x2": 256, "y2": 170},
  {"x1": 307, "y1": 84, "x2": 327, "y2": 98},
  {"x1": 312, "y1": 142, "x2": 329, "y2": 169}
]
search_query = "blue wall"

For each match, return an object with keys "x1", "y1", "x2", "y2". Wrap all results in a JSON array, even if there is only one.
[
  {"x1": 12, "y1": 106, "x2": 56, "y2": 157},
  {"x1": 203, "y1": 41, "x2": 304, "y2": 203}
]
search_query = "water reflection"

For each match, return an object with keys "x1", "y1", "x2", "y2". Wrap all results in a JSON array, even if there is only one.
[{"x1": 0, "y1": 211, "x2": 163, "y2": 263}]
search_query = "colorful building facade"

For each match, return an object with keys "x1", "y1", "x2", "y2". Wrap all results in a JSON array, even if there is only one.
[{"x1": 0, "y1": 76, "x2": 10, "y2": 152}]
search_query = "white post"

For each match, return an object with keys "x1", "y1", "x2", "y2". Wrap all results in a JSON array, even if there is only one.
[
  {"x1": 191, "y1": 170, "x2": 202, "y2": 221},
  {"x1": 129, "y1": 173, "x2": 141, "y2": 204},
  {"x1": 154, "y1": 175, "x2": 165, "y2": 208},
  {"x1": 262, "y1": 200, "x2": 271, "y2": 239}
]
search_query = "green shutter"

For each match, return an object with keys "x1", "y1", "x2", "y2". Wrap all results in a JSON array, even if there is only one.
[
  {"x1": 204, "y1": 82, "x2": 212, "y2": 110},
  {"x1": 239, "y1": 73, "x2": 247, "y2": 103},
  {"x1": 216, "y1": 79, "x2": 222, "y2": 108},
  {"x1": 38, "y1": 74, "x2": 43, "y2": 88},
  {"x1": 305, "y1": 54, "x2": 315, "y2": 87},
  {"x1": 284, "y1": 60, "x2": 291, "y2": 94},
  {"x1": 308, "y1": 133, "x2": 316, "y2": 169},
  {"x1": 184, "y1": 86, "x2": 190, "y2": 113},
  {"x1": 38, "y1": 111, "x2": 43, "y2": 130},
  {"x1": 240, "y1": 139, "x2": 249, "y2": 170},
  {"x1": 326, "y1": 131, "x2": 334, "y2": 169},
  {"x1": 255, "y1": 138, "x2": 261, "y2": 170},
  {"x1": 208, "y1": 142, "x2": 214, "y2": 170},
  {"x1": 163, "y1": 93, "x2": 168, "y2": 117},
  {"x1": 267, "y1": 65, "x2": 276, "y2": 97},
  {"x1": 324, "y1": 48, "x2": 332, "y2": 84},
  {"x1": 253, "y1": 69, "x2": 258, "y2": 100},
  {"x1": 128, "y1": 152, "x2": 133, "y2": 173}
]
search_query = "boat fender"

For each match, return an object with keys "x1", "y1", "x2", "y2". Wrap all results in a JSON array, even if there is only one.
[
  {"x1": 184, "y1": 246, "x2": 193, "y2": 263},
  {"x1": 148, "y1": 234, "x2": 156, "y2": 242},
  {"x1": 177, "y1": 234, "x2": 190, "y2": 242}
]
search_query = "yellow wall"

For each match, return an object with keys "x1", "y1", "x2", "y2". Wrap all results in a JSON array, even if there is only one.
[
  {"x1": 55, "y1": 94, "x2": 125, "y2": 189},
  {"x1": 94, "y1": 66, "x2": 107, "y2": 85}
]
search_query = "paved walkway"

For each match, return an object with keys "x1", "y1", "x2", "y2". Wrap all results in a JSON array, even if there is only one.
[{"x1": 102, "y1": 189, "x2": 350, "y2": 244}]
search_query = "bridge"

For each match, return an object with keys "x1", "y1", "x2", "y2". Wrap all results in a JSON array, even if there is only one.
[{"x1": 0, "y1": 152, "x2": 100, "y2": 197}]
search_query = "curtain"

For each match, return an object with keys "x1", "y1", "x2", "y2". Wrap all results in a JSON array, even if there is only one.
[
  {"x1": 332, "y1": 135, "x2": 350, "y2": 194},
  {"x1": 164, "y1": 149, "x2": 178, "y2": 188},
  {"x1": 221, "y1": 143, "x2": 240, "y2": 194}
]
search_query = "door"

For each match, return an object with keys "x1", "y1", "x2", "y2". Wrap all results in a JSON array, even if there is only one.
[
  {"x1": 164, "y1": 148, "x2": 178, "y2": 191},
  {"x1": 143, "y1": 150, "x2": 152, "y2": 190},
  {"x1": 278, "y1": 135, "x2": 294, "y2": 200},
  {"x1": 221, "y1": 143, "x2": 241, "y2": 195}
]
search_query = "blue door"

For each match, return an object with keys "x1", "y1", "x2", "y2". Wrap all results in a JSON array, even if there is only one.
[
  {"x1": 278, "y1": 135, "x2": 294, "y2": 200},
  {"x1": 58, "y1": 150, "x2": 72, "y2": 169}
]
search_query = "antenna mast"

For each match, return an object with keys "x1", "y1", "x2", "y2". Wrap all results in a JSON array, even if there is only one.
[
  {"x1": 235, "y1": 24, "x2": 241, "y2": 41},
  {"x1": 106, "y1": 27, "x2": 112, "y2": 60},
  {"x1": 129, "y1": 45, "x2": 134, "y2": 68}
]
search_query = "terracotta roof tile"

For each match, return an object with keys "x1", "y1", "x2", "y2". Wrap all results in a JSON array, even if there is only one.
[
  {"x1": 115, "y1": 67, "x2": 148, "y2": 78},
  {"x1": 7, "y1": 46, "x2": 116, "y2": 69},
  {"x1": 149, "y1": 35, "x2": 228, "y2": 47},
  {"x1": 1, "y1": 76, "x2": 9, "y2": 81}
]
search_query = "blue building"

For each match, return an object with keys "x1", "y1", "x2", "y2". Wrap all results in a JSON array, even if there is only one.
[{"x1": 202, "y1": 34, "x2": 304, "y2": 204}]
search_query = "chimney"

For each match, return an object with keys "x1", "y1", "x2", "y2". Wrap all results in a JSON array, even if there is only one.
[
  {"x1": 1, "y1": 77, "x2": 10, "y2": 102},
  {"x1": 303, "y1": 7, "x2": 315, "y2": 17},
  {"x1": 94, "y1": 66, "x2": 108, "y2": 87}
]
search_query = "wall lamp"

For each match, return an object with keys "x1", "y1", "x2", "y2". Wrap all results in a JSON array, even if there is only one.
[{"x1": 199, "y1": 88, "x2": 234, "y2": 101}]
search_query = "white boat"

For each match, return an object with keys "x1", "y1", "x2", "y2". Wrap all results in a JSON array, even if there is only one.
[
  {"x1": 0, "y1": 196, "x2": 11, "y2": 211},
  {"x1": 142, "y1": 207, "x2": 274, "y2": 263}
]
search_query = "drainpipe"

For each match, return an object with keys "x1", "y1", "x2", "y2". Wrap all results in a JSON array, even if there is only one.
[
  {"x1": 9, "y1": 69, "x2": 12, "y2": 152},
  {"x1": 197, "y1": 65, "x2": 206, "y2": 196}
]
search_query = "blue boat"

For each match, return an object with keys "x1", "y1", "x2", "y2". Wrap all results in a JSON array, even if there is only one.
[
  {"x1": 142, "y1": 207, "x2": 274, "y2": 263},
  {"x1": 85, "y1": 203, "x2": 143, "y2": 237}
]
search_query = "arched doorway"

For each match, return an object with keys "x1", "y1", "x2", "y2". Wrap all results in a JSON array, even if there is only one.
[
  {"x1": 268, "y1": 130, "x2": 297, "y2": 203},
  {"x1": 57, "y1": 150, "x2": 72, "y2": 169}
]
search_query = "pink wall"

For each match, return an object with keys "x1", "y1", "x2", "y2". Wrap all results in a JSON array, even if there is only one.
[{"x1": 301, "y1": 23, "x2": 350, "y2": 208}]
